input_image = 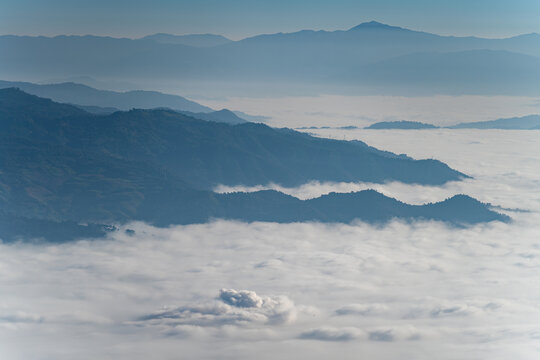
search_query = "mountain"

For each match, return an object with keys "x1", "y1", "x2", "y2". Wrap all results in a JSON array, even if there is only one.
[
  {"x1": 365, "y1": 121, "x2": 439, "y2": 129},
  {"x1": 142, "y1": 33, "x2": 232, "y2": 47},
  {"x1": 364, "y1": 115, "x2": 540, "y2": 130},
  {"x1": 212, "y1": 190, "x2": 508, "y2": 226},
  {"x1": 74, "y1": 106, "x2": 249, "y2": 123},
  {"x1": 0, "y1": 190, "x2": 508, "y2": 243},
  {"x1": 0, "y1": 89, "x2": 507, "y2": 241},
  {"x1": 449, "y1": 114, "x2": 540, "y2": 129},
  {"x1": 0, "y1": 88, "x2": 467, "y2": 190},
  {"x1": 2, "y1": 23, "x2": 540, "y2": 96},
  {"x1": 0, "y1": 80, "x2": 251, "y2": 123},
  {"x1": 0, "y1": 80, "x2": 212, "y2": 112},
  {"x1": 348, "y1": 21, "x2": 411, "y2": 32}
]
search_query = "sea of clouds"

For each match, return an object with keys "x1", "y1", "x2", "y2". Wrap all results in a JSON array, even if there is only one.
[
  {"x1": 200, "y1": 94, "x2": 540, "y2": 128},
  {"x1": 1, "y1": 129, "x2": 539, "y2": 360}
]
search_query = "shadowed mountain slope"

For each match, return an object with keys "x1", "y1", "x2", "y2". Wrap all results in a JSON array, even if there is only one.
[
  {"x1": 0, "y1": 89, "x2": 507, "y2": 241},
  {"x1": 0, "y1": 88, "x2": 467, "y2": 190}
]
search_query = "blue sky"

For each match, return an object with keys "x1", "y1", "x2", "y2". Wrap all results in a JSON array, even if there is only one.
[{"x1": 1, "y1": 0, "x2": 539, "y2": 39}]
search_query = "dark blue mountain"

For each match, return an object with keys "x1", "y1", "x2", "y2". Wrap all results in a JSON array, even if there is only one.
[
  {"x1": 1, "y1": 88, "x2": 466, "y2": 189},
  {"x1": 0, "y1": 89, "x2": 507, "y2": 241}
]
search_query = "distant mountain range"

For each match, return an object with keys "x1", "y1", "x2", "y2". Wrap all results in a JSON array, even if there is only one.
[
  {"x1": 365, "y1": 115, "x2": 540, "y2": 130},
  {"x1": 449, "y1": 115, "x2": 540, "y2": 129},
  {"x1": 0, "y1": 80, "x2": 211, "y2": 112},
  {"x1": 2, "y1": 21, "x2": 540, "y2": 95},
  {"x1": 0, "y1": 88, "x2": 507, "y2": 241},
  {"x1": 0, "y1": 79, "x2": 253, "y2": 124}
]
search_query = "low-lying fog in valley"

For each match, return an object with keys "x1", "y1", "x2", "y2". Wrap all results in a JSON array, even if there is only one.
[
  {"x1": 199, "y1": 94, "x2": 540, "y2": 128},
  {"x1": 1, "y1": 117, "x2": 539, "y2": 359}
]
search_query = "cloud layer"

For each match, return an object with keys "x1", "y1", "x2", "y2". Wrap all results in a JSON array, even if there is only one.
[
  {"x1": 201, "y1": 95, "x2": 540, "y2": 128},
  {"x1": 1, "y1": 129, "x2": 539, "y2": 360}
]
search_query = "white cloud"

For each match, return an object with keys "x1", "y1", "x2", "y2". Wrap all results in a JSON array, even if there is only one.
[
  {"x1": 200, "y1": 95, "x2": 539, "y2": 128},
  {"x1": 1, "y1": 129, "x2": 540, "y2": 360},
  {"x1": 219, "y1": 289, "x2": 264, "y2": 308},
  {"x1": 138, "y1": 289, "x2": 298, "y2": 328}
]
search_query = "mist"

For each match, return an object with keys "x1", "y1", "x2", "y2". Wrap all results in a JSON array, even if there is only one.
[
  {"x1": 1, "y1": 128, "x2": 539, "y2": 360},
  {"x1": 199, "y1": 94, "x2": 540, "y2": 128}
]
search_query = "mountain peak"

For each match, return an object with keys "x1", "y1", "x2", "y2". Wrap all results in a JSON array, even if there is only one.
[{"x1": 349, "y1": 21, "x2": 405, "y2": 31}]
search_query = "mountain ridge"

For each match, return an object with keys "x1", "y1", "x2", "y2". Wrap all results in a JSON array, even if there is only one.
[
  {"x1": 3, "y1": 22, "x2": 540, "y2": 96},
  {"x1": 0, "y1": 80, "x2": 212, "y2": 112},
  {"x1": 449, "y1": 114, "x2": 540, "y2": 129},
  {"x1": 0, "y1": 88, "x2": 506, "y2": 241}
]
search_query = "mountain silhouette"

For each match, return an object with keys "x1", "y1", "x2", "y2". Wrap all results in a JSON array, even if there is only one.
[
  {"x1": 2, "y1": 23, "x2": 540, "y2": 96},
  {"x1": 0, "y1": 89, "x2": 507, "y2": 241},
  {"x1": 449, "y1": 114, "x2": 540, "y2": 129},
  {"x1": 0, "y1": 80, "x2": 212, "y2": 112},
  {"x1": 348, "y1": 21, "x2": 410, "y2": 32},
  {"x1": 0, "y1": 80, "x2": 256, "y2": 123}
]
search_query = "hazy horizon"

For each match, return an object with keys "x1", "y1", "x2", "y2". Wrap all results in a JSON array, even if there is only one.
[
  {"x1": 1, "y1": 19, "x2": 539, "y2": 40},
  {"x1": 2, "y1": 0, "x2": 540, "y2": 39}
]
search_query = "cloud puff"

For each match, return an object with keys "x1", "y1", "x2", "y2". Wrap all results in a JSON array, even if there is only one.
[
  {"x1": 139, "y1": 289, "x2": 298, "y2": 328},
  {"x1": 219, "y1": 289, "x2": 264, "y2": 308}
]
